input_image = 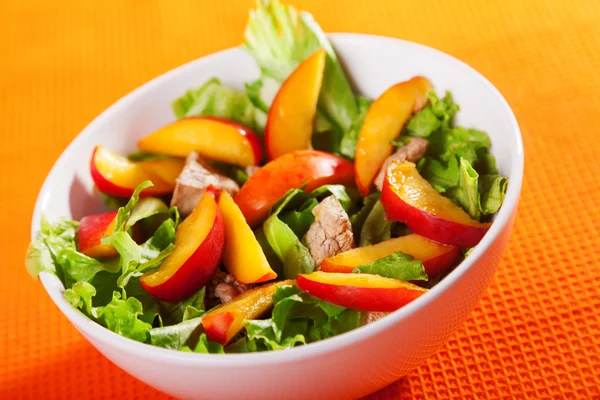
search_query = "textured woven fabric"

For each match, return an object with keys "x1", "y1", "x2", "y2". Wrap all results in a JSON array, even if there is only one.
[{"x1": 1, "y1": 0, "x2": 599, "y2": 399}]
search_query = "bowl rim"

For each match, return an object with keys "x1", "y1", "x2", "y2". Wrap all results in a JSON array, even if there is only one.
[{"x1": 32, "y1": 32, "x2": 524, "y2": 366}]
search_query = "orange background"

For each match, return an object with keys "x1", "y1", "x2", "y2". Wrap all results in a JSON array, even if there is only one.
[{"x1": 1, "y1": 0, "x2": 599, "y2": 398}]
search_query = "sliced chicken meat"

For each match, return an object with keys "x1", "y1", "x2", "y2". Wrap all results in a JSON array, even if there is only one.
[
  {"x1": 170, "y1": 151, "x2": 240, "y2": 217},
  {"x1": 205, "y1": 270, "x2": 250, "y2": 307},
  {"x1": 303, "y1": 195, "x2": 355, "y2": 269}
]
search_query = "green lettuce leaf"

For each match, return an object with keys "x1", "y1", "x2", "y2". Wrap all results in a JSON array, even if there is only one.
[
  {"x1": 263, "y1": 189, "x2": 316, "y2": 278},
  {"x1": 183, "y1": 333, "x2": 225, "y2": 354},
  {"x1": 172, "y1": 78, "x2": 267, "y2": 134},
  {"x1": 127, "y1": 151, "x2": 168, "y2": 162},
  {"x1": 244, "y1": 0, "x2": 358, "y2": 132},
  {"x1": 446, "y1": 158, "x2": 508, "y2": 221},
  {"x1": 339, "y1": 97, "x2": 372, "y2": 160},
  {"x1": 159, "y1": 287, "x2": 206, "y2": 325},
  {"x1": 404, "y1": 90, "x2": 458, "y2": 138},
  {"x1": 352, "y1": 252, "x2": 428, "y2": 281},
  {"x1": 65, "y1": 282, "x2": 152, "y2": 342},
  {"x1": 349, "y1": 192, "x2": 380, "y2": 241},
  {"x1": 149, "y1": 317, "x2": 204, "y2": 350},
  {"x1": 245, "y1": 76, "x2": 280, "y2": 113},
  {"x1": 479, "y1": 174, "x2": 508, "y2": 215},
  {"x1": 357, "y1": 200, "x2": 392, "y2": 247},
  {"x1": 26, "y1": 217, "x2": 79, "y2": 280},
  {"x1": 243, "y1": 285, "x2": 365, "y2": 351},
  {"x1": 310, "y1": 184, "x2": 354, "y2": 212}
]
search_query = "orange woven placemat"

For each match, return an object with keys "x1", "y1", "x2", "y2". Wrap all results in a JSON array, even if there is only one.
[{"x1": 1, "y1": 0, "x2": 599, "y2": 399}]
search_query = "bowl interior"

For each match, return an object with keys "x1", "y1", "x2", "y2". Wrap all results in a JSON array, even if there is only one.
[{"x1": 32, "y1": 34, "x2": 523, "y2": 362}]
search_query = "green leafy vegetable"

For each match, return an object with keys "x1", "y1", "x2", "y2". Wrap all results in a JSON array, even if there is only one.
[
  {"x1": 357, "y1": 200, "x2": 392, "y2": 247},
  {"x1": 446, "y1": 158, "x2": 508, "y2": 221},
  {"x1": 418, "y1": 156, "x2": 460, "y2": 193},
  {"x1": 310, "y1": 184, "x2": 354, "y2": 212},
  {"x1": 244, "y1": 76, "x2": 279, "y2": 113},
  {"x1": 243, "y1": 285, "x2": 365, "y2": 351},
  {"x1": 183, "y1": 333, "x2": 225, "y2": 354},
  {"x1": 127, "y1": 151, "x2": 168, "y2": 162},
  {"x1": 149, "y1": 317, "x2": 204, "y2": 350},
  {"x1": 353, "y1": 252, "x2": 428, "y2": 281},
  {"x1": 159, "y1": 287, "x2": 206, "y2": 325},
  {"x1": 339, "y1": 97, "x2": 372, "y2": 160},
  {"x1": 112, "y1": 181, "x2": 153, "y2": 233},
  {"x1": 65, "y1": 282, "x2": 152, "y2": 342},
  {"x1": 263, "y1": 190, "x2": 316, "y2": 278},
  {"x1": 479, "y1": 174, "x2": 508, "y2": 215},
  {"x1": 172, "y1": 78, "x2": 267, "y2": 134},
  {"x1": 26, "y1": 217, "x2": 79, "y2": 280},
  {"x1": 349, "y1": 192, "x2": 380, "y2": 241},
  {"x1": 244, "y1": 0, "x2": 358, "y2": 132}
]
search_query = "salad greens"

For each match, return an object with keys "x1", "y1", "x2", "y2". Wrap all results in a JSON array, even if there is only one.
[
  {"x1": 232, "y1": 285, "x2": 365, "y2": 352},
  {"x1": 353, "y1": 252, "x2": 428, "y2": 282},
  {"x1": 26, "y1": 0, "x2": 510, "y2": 356},
  {"x1": 172, "y1": 78, "x2": 267, "y2": 134},
  {"x1": 244, "y1": 0, "x2": 361, "y2": 153},
  {"x1": 404, "y1": 91, "x2": 508, "y2": 221}
]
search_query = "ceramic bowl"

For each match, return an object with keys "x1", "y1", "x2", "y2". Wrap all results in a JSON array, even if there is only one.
[{"x1": 32, "y1": 34, "x2": 523, "y2": 400}]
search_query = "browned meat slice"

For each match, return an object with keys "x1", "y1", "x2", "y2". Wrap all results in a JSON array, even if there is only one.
[
  {"x1": 205, "y1": 270, "x2": 250, "y2": 307},
  {"x1": 365, "y1": 312, "x2": 390, "y2": 324},
  {"x1": 303, "y1": 195, "x2": 355, "y2": 269},
  {"x1": 170, "y1": 152, "x2": 240, "y2": 217},
  {"x1": 245, "y1": 165, "x2": 261, "y2": 178},
  {"x1": 374, "y1": 137, "x2": 429, "y2": 191}
]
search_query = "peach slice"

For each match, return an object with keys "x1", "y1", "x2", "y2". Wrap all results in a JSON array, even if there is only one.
[
  {"x1": 354, "y1": 76, "x2": 432, "y2": 195},
  {"x1": 202, "y1": 280, "x2": 296, "y2": 345},
  {"x1": 78, "y1": 211, "x2": 118, "y2": 259},
  {"x1": 382, "y1": 161, "x2": 491, "y2": 247},
  {"x1": 218, "y1": 191, "x2": 277, "y2": 284},
  {"x1": 234, "y1": 150, "x2": 354, "y2": 227},
  {"x1": 137, "y1": 117, "x2": 262, "y2": 167},
  {"x1": 140, "y1": 190, "x2": 225, "y2": 302},
  {"x1": 91, "y1": 145, "x2": 184, "y2": 197},
  {"x1": 321, "y1": 234, "x2": 461, "y2": 279},
  {"x1": 297, "y1": 271, "x2": 427, "y2": 312},
  {"x1": 265, "y1": 49, "x2": 326, "y2": 159}
]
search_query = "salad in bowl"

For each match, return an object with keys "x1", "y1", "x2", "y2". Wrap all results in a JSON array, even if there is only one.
[{"x1": 26, "y1": 0, "x2": 508, "y2": 355}]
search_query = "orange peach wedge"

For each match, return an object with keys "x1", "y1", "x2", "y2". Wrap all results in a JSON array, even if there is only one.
[
  {"x1": 202, "y1": 280, "x2": 296, "y2": 345},
  {"x1": 137, "y1": 117, "x2": 262, "y2": 167},
  {"x1": 354, "y1": 76, "x2": 432, "y2": 195},
  {"x1": 382, "y1": 161, "x2": 491, "y2": 247},
  {"x1": 234, "y1": 150, "x2": 354, "y2": 228},
  {"x1": 78, "y1": 211, "x2": 118, "y2": 259},
  {"x1": 266, "y1": 49, "x2": 326, "y2": 159},
  {"x1": 297, "y1": 271, "x2": 427, "y2": 312},
  {"x1": 218, "y1": 191, "x2": 277, "y2": 284},
  {"x1": 90, "y1": 145, "x2": 184, "y2": 197},
  {"x1": 140, "y1": 189, "x2": 225, "y2": 302},
  {"x1": 321, "y1": 234, "x2": 461, "y2": 279}
]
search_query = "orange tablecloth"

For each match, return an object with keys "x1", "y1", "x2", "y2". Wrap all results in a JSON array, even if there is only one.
[{"x1": 1, "y1": 0, "x2": 599, "y2": 398}]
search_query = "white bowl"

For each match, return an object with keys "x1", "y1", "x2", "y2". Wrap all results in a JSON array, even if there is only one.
[{"x1": 32, "y1": 34, "x2": 523, "y2": 400}]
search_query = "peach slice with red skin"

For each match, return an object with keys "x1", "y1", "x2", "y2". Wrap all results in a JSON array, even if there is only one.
[
  {"x1": 202, "y1": 280, "x2": 296, "y2": 345},
  {"x1": 354, "y1": 76, "x2": 432, "y2": 195},
  {"x1": 218, "y1": 191, "x2": 277, "y2": 284},
  {"x1": 265, "y1": 49, "x2": 326, "y2": 159},
  {"x1": 297, "y1": 271, "x2": 427, "y2": 312},
  {"x1": 78, "y1": 211, "x2": 118, "y2": 259},
  {"x1": 234, "y1": 150, "x2": 354, "y2": 228},
  {"x1": 140, "y1": 188, "x2": 225, "y2": 302},
  {"x1": 137, "y1": 117, "x2": 262, "y2": 167},
  {"x1": 382, "y1": 161, "x2": 491, "y2": 248},
  {"x1": 321, "y1": 234, "x2": 461, "y2": 279},
  {"x1": 91, "y1": 145, "x2": 184, "y2": 197}
]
